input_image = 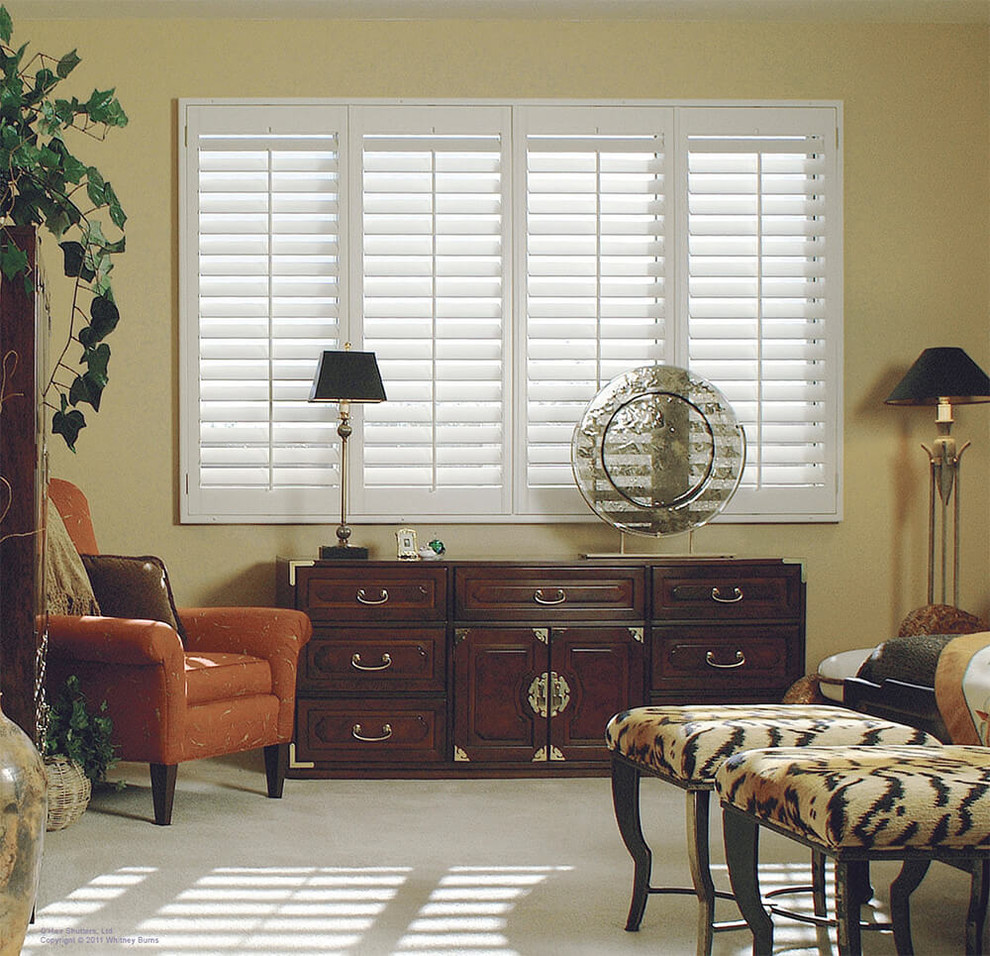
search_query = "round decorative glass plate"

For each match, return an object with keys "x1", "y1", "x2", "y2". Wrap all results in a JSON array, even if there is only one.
[{"x1": 571, "y1": 364, "x2": 746, "y2": 537}]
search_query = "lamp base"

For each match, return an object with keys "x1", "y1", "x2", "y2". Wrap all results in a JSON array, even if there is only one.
[{"x1": 319, "y1": 545, "x2": 369, "y2": 560}]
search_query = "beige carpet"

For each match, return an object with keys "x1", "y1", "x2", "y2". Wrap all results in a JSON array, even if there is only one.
[{"x1": 24, "y1": 752, "x2": 973, "y2": 955}]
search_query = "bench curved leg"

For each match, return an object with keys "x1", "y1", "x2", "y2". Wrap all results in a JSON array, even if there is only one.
[
  {"x1": 889, "y1": 858, "x2": 929, "y2": 956},
  {"x1": 836, "y1": 860, "x2": 866, "y2": 956},
  {"x1": 965, "y1": 859, "x2": 988, "y2": 956},
  {"x1": 611, "y1": 756, "x2": 651, "y2": 931},
  {"x1": 849, "y1": 860, "x2": 874, "y2": 906},
  {"x1": 686, "y1": 789, "x2": 715, "y2": 956},
  {"x1": 723, "y1": 807, "x2": 772, "y2": 955}
]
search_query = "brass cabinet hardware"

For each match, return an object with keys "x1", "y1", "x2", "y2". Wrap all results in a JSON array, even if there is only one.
[
  {"x1": 534, "y1": 587, "x2": 566, "y2": 605},
  {"x1": 705, "y1": 649, "x2": 746, "y2": 669},
  {"x1": 356, "y1": 587, "x2": 389, "y2": 605},
  {"x1": 454, "y1": 746, "x2": 470, "y2": 762},
  {"x1": 350, "y1": 652, "x2": 392, "y2": 671},
  {"x1": 528, "y1": 673, "x2": 549, "y2": 717},
  {"x1": 711, "y1": 586, "x2": 744, "y2": 604},
  {"x1": 549, "y1": 672, "x2": 571, "y2": 717},
  {"x1": 527, "y1": 671, "x2": 571, "y2": 718},
  {"x1": 351, "y1": 722, "x2": 393, "y2": 742},
  {"x1": 628, "y1": 627, "x2": 644, "y2": 643},
  {"x1": 533, "y1": 627, "x2": 549, "y2": 644},
  {"x1": 549, "y1": 745, "x2": 565, "y2": 761},
  {"x1": 532, "y1": 746, "x2": 548, "y2": 762},
  {"x1": 288, "y1": 743, "x2": 316, "y2": 770}
]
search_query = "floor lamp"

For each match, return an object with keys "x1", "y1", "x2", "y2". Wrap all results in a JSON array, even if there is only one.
[
  {"x1": 885, "y1": 347, "x2": 990, "y2": 606},
  {"x1": 309, "y1": 346, "x2": 386, "y2": 560}
]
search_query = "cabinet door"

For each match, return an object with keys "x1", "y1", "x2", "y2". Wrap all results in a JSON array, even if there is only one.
[
  {"x1": 550, "y1": 626, "x2": 646, "y2": 762},
  {"x1": 451, "y1": 627, "x2": 547, "y2": 763}
]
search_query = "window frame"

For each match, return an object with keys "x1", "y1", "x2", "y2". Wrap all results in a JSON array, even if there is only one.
[{"x1": 179, "y1": 98, "x2": 843, "y2": 526}]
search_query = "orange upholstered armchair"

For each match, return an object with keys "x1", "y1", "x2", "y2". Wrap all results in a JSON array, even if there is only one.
[{"x1": 45, "y1": 478, "x2": 312, "y2": 825}]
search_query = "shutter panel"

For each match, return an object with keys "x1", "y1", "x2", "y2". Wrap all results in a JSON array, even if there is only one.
[
  {"x1": 518, "y1": 108, "x2": 672, "y2": 514},
  {"x1": 182, "y1": 104, "x2": 347, "y2": 519},
  {"x1": 353, "y1": 108, "x2": 510, "y2": 517},
  {"x1": 680, "y1": 107, "x2": 841, "y2": 519}
]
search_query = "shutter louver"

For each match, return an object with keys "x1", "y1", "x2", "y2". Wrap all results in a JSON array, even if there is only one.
[
  {"x1": 357, "y1": 119, "x2": 509, "y2": 516},
  {"x1": 523, "y1": 123, "x2": 669, "y2": 511},
  {"x1": 682, "y1": 110, "x2": 839, "y2": 518}
]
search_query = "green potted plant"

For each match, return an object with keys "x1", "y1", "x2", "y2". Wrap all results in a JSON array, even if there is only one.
[{"x1": 42, "y1": 674, "x2": 119, "y2": 829}]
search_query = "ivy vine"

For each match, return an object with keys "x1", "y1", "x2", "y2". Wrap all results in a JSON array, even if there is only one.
[{"x1": 0, "y1": 5, "x2": 126, "y2": 450}]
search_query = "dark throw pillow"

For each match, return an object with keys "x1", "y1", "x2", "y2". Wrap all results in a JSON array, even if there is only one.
[{"x1": 81, "y1": 554, "x2": 187, "y2": 644}]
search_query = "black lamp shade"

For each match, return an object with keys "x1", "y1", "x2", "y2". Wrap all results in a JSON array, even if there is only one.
[
  {"x1": 885, "y1": 347, "x2": 990, "y2": 406},
  {"x1": 309, "y1": 350, "x2": 386, "y2": 403}
]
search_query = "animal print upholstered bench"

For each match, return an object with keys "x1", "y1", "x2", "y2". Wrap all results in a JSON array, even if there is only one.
[
  {"x1": 716, "y1": 745, "x2": 990, "y2": 955},
  {"x1": 605, "y1": 704, "x2": 940, "y2": 956}
]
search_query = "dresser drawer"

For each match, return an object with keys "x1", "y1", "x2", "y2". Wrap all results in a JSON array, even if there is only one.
[
  {"x1": 455, "y1": 565, "x2": 646, "y2": 621},
  {"x1": 652, "y1": 625, "x2": 801, "y2": 692},
  {"x1": 302, "y1": 626, "x2": 446, "y2": 693},
  {"x1": 296, "y1": 699, "x2": 446, "y2": 764},
  {"x1": 653, "y1": 563, "x2": 803, "y2": 621},
  {"x1": 298, "y1": 565, "x2": 447, "y2": 623}
]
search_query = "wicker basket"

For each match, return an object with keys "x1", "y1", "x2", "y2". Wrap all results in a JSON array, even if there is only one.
[{"x1": 44, "y1": 755, "x2": 91, "y2": 831}]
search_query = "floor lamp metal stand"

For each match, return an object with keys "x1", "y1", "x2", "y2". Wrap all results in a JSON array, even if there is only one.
[
  {"x1": 886, "y1": 347, "x2": 990, "y2": 609},
  {"x1": 921, "y1": 400, "x2": 969, "y2": 606}
]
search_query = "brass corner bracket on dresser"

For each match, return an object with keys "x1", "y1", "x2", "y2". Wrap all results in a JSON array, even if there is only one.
[{"x1": 276, "y1": 556, "x2": 806, "y2": 779}]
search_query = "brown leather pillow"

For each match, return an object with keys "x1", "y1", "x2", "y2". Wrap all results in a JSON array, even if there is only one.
[{"x1": 81, "y1": 554, "x2": 187, "y2": 645}]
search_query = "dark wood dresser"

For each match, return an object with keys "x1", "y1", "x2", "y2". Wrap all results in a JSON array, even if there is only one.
[{"x1": 276, "y1": 557, "x2": 805, "y2": 778}]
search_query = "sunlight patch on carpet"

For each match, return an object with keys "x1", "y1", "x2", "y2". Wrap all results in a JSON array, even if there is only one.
[
  {"x1": 22, "y1": 864, "x2": 572, "y2": 954},
  {"x1": 393, "y1": 864, "x2": 573, "y2": 955}
]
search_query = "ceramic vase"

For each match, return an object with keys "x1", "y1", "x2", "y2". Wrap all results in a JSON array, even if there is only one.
[{"x1": 0, "y1": 697, "x2": 47, "y2": 956}]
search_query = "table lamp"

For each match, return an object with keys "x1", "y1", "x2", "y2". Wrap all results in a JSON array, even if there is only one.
[
  {"x1": 885, "y1": 346, "x2": 990, "y2": 606},
  {"x1": 309, "y1": 346, "x2": 386, "y2": 559}
]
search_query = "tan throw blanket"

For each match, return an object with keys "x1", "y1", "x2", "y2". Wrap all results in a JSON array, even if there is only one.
[{"x1": 934, "y1": 631, "x2": 990, "y2": 745}]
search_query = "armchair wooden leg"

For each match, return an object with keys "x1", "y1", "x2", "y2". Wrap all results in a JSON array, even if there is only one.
[
  {"x1": 264, "y1": 743, "x2": 288, "y2": 799},
  {"x1": 150, "y1": 763, "x2": 177, "y2": 826}
]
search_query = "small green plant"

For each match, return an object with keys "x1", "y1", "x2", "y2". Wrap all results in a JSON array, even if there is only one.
[{"x1": 43, "y1": 674, "x2": 120, "y2": 787}]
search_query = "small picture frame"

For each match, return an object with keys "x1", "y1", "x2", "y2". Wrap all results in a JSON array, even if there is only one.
[{"x1": 396, "y1": 528, "x2": 418, "y2": 560}]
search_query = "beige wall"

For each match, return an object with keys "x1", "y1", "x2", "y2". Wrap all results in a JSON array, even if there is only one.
[{"x1": 15, "y1": 12, "x2": 990, "y2": 671}]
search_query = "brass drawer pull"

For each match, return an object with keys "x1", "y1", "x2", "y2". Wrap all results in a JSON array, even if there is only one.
[
  {"x1": 534, "y1": 588, "x2": 566, "y2": 606},
  {"x1": 352, "y1": 722, "x2": 393, "y2": 742},
  {"x1": 706, "y1": 650, "x2": 746, "y2": 669},
  {"x1": 356, "y1": 587, "x2": 389, "y2": 605},
  {"x1": 351, "y1": 652, "x2": 392, "y2": 672},
  {"x1": 711, "y1": 586, "x2": 744, "y2": 604}
]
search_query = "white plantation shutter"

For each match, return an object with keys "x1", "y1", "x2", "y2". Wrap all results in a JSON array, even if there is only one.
[
  {"x1": 351, "y1": 108, "x2": 510, "y2": 517},
  {"x1": 180, "y1": 100, "x2": 841, "y2": 524},
  {"x1": 181, "y1": 104, "x2": 347, "y2": 520},
  {"x1": 518, "y1": 108, "x2": 672, "y2": 514},
  {"x1": 679, "y1": 107, "x2": 841, "y2": 519}
]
